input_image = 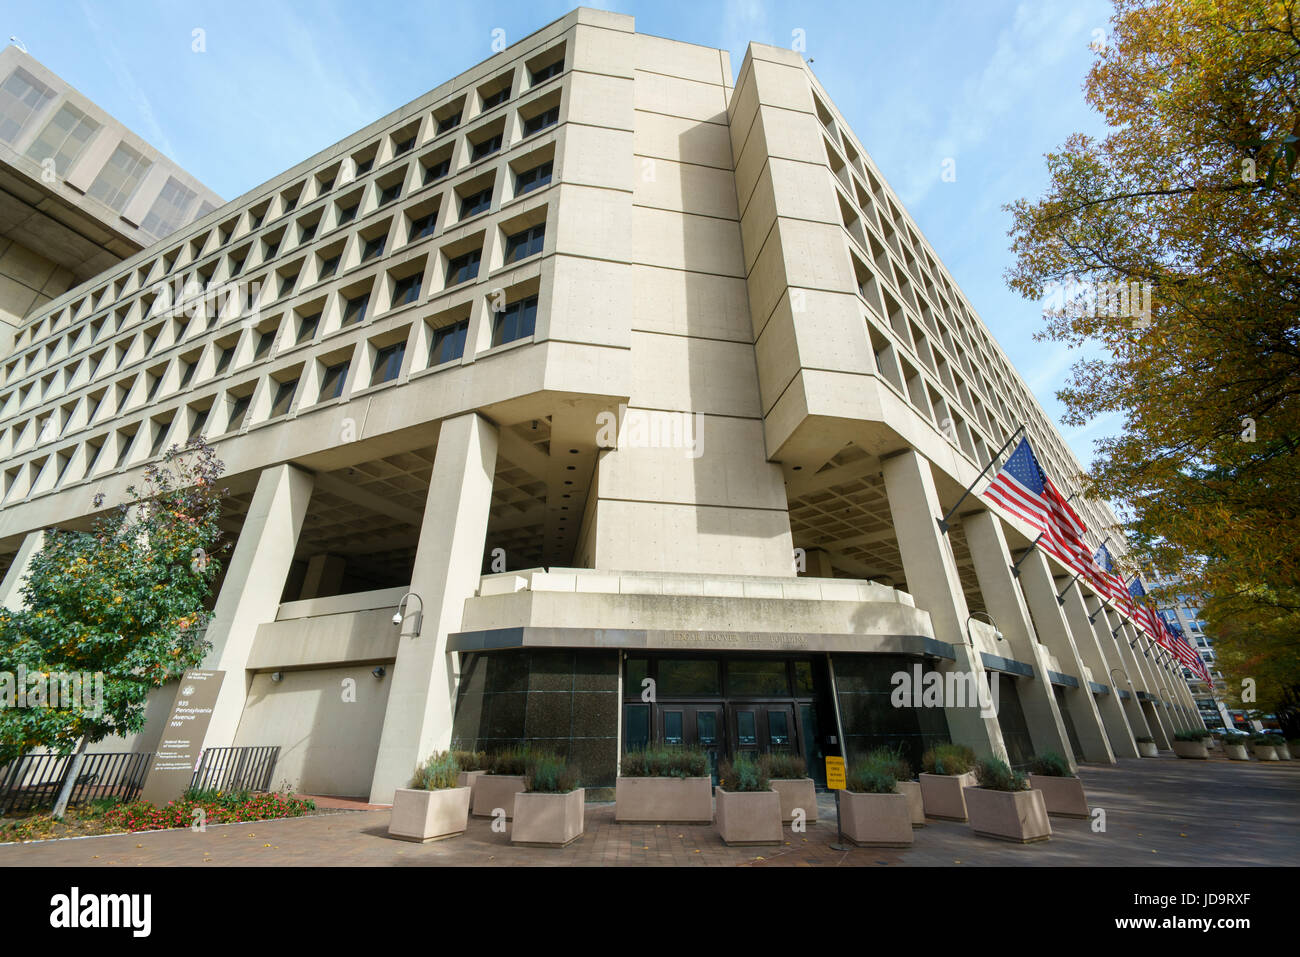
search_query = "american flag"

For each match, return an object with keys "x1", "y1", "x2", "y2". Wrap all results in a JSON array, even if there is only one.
[{"x1": 1163, "y1": 617, "x2": 1212, "y2": 682}]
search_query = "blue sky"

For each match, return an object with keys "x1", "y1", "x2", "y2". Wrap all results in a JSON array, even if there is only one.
[{"x1": 8, "y1": 0, "x2": 1118, "y2": 470}]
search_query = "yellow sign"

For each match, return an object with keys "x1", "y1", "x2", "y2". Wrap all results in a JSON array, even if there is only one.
[{"x1": 825, "y1": 755, "x2": 846, "y2": 790}]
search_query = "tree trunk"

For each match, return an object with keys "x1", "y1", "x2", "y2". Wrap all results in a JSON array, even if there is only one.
[{"x1": 50, "y1": 736, "x2": 88, "y2": 820}]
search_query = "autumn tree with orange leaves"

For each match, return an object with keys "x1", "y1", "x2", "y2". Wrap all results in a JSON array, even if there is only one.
[{"x1": 1004, "y1": 0, "x2": 1299, "y2": 725}]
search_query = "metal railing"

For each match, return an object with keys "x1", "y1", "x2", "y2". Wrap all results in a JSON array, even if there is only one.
[
  {"x1": 0, "y1": 751, "x2": 152, "y2": 814},
  {"x1": 189, "y1": 746, "x2": 279, "y2": 793}
]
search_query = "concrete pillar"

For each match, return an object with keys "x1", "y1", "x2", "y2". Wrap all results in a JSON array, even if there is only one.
[
  {"x1": 1016, "y1": 550, "x2": 1114, "y2": 763},
  {"x1": 369, "y1": 412, "x2": 498, "y2": 804},
  {"x1": 961, "y1": 510, "x2": 1074, "y2": 768},
  {"x1": 0, "y1": 529, "x2": 46, "y2": 611},
  {"x1": 201, "y1": 464, "x2": 314, "y2": 748},
  {"x1": 803, "y1": 548, "x2": 834, "y2": 578},
  {"x1": 299, "y1": 553, "x2": 346, "y2": 599},
  {"x1": 881, "y1": 450, "x2": 1004, "y2": 760},
  {"x1": 1060, "y1": 582, "x2": 1138, "y2": 758},
  {"x1": 1096, "y1": 608, "x2": 1154, "y2": 743},
  {"x1": 1125, "y1": 623, "x2": 1173, "y2": 747}
]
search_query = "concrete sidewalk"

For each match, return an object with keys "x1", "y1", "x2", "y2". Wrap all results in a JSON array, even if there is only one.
[{"x1": 2, "y1": 757, "x2": 1296, "y2": 867}]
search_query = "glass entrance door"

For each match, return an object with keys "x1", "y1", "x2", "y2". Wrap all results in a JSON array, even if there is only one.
[
  {"x1": 658, "y1": 705, "x2": 724, "y2": 784},
  {"x1": 727, "y1": 703, "x2": 798, "y2": 761}
]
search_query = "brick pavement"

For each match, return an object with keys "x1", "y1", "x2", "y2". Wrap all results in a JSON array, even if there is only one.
[{"x1": 1, "y1": 755, "x2": 1296, "y2": 867}]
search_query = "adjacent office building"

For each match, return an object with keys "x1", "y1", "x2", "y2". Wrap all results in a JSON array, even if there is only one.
[{"x1": 0, "y1": 9, "x2": 1204, "y2": 803}]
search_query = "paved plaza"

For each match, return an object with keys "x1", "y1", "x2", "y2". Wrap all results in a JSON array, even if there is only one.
[{"x1": 2, "y1": 756, "x2": 1296, "y2": 867}]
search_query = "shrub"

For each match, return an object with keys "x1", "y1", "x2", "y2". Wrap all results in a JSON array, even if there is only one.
[
  {"x1": 487, "y1": 745, "x2": 533, "y2": 776},
  {"x1": 411, "y1": 751, "x2": 460, "y2": 790},
  {"x1": 1251, "y1": 735, "x2": 1278, "y2": 747},
  {"x1": 525, "y1": 753, "x2": 580, "y2": 793},
  {"x1": 1174, "y1": 730, "x2": 1211, "y2": 742},
  {"x1": 760, "y1": 752, "x2": 807, "y2": 780},
  {"x1": 1134, "y1": 735, "x2": 1155, "y2": 744},
  {"x1": 863, "y1": 745, "x2": 913, "y2": 782},
  {"x1": 921, "y1": 743, "x2": 976, "y2": 775},
  {"x1": 451, "y1": 749, "x2": 490, "y2": 771},
  {"x1": 846, "y1": 764, "x2": 896, "y2": 794},
  {"x1": 718, "y1": 754, "x2": 770, "y2": 792},
  {"x1": 104, "y1": 792, "x2": 315, "y2": 832},
  {"x1": 974, "y1": 756, "x2": 1028, "y2": 792},
  {"x1": 620, "y1": 747, "x2": 709, "y2": 778},
  {"x1": 1026, "y1": 751, "x2": 1074, "y2": 777}
]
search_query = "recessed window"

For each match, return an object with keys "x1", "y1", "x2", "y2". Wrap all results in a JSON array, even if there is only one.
[
  {"x1": 471, "y1": 133, "x2": 502, "y2": 162},
  {"x1": 0, "y1": 68, "x2": 55, "y2": 145},
  {"x1": 248, "y1": 210, "x2": 265, "y2": 230},
  {"x1": 214, "y1": 346, "x2": 235, "y2": 375},
  {"x1": 253, "y1": 330, "x2": 276, "y2": 360},
  {"x1": 270, "y1": 379, "x2": 297, "y2": 417},
  {"x1": 188, "y1": 407, "x2": 209, "y2": 441},
  {"x1": 149, "y1": 421, "x2": 172, "y2": 457},
  {"x1": 354, "y1": 156, "x2": 375, "y2": 175},
  {"x1": 372, "y1": 342, "x2": 406, "y2": 384},
  {"x1": 503, "y1": 224, "x2": 545, "y2": 264},
  {"x1": 319, "y1": 360, "x2": 349, "y2": 401},
  {"x1": 361, "y1": 235, "x2": 387, "y2": 262},
  {"x1": 409, "y1": 210, "x2": 438, "y2": 241},
  {"x1": 279, "y1": 272, "x2": 298, "y2": 298},
  {"x1": 378, "y1": 183, "x2": 402, "y2": 206},
  {"x1": 492, "y1": 295, "x2": 538, "y2": 346},
  {"x1": 530, "y1": 60, "x2": 563, "y2": 84},
  {"x1": 391, "y1": 273, "x2": 423, "y2": 308},
  {"x1": 319, "y1": 252, "x2": 342, "y2": 280},
  {"x1": 424, "y1": 156, "x2": 451, "y2": 184},
  {"x1": 140, "y1": 177, "x2": 198, "y2": 239},
  {"x1": 25, "y1": 102, "x2": 99, "y2": 177},
  {"x1": 177, "y1": 361, "x2": 196, "y2": 389},
  {"x1": 341, "y1": 292, "x2": 370, "y2": 327},
  {"x1": 515, "y1": 160, "x2": 553, "y2": 195},
  {"x1": 87, "y1": 143, "x2": 152, "y2": 212},
  {"x1": 337, "y1": 202, "x2": 359, "y2": 226},
  {"x1": 300, "y1": 221, "x2": 318, "y2": 243},
  {"x1": 459, "y1": 187, "x2": 493, "y2": 219},
  {"x1": 297, "y1": 311, "x2": 321, "y2": 342},
  {"x1": 523, "y1": 106, "x2": 559, "y2": 137},
  {"x1": 436, "y1": 112, "x2": 461, "y2": 135},
  {"x1": 430, "y1": 320, "x2": 469, "y2": 366},
  {"x1": 446, "y1": 249, "x2": 481, "y2": 286},
  {"x1": 482, "y1": 86, "x2": 510, "y2": 109},
  {"x1": 394, "y1": 135, "x2": 416, "y2": 155}
]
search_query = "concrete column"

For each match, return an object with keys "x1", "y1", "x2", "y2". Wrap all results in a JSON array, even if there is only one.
[
  {"x1": 961, "y1": 510, "x2": 1074, "y2": 768},
  {"x1": 1061, "y1": 582, "x2": 1138, "y2": 758},
  {"x1": 0, "y1": 529, "x2": 46, "y2": 611},
  {"x1": 803, "y1": 548, "x2": 834, "y2": 578},
  {"x1": 1096, "y1": 608, "x2": 1154, "y2": 743},
  {"x1": 1017, "y1": 550, "x2": 1114, "y2": 763},
  {"x1": 881, "y1": 450, "x2": 1004, "y2": 760},
  {"x1": 1125, "y1": 623, "x2": 1173, "y2": 747},
  {"x1": 369, "y1": 412, "x2": 498, "y2": 804},
  {"x1": 201, "y1": 464, "x2": 314, "y2": 748},
  {"x1": 299, "y1": 553, "x2": 346, "y2": 599}
]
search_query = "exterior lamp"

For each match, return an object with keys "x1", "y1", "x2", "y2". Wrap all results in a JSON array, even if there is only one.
[
  {"x1": 965, "y1": 612, "x2": 1004, "y2": 647},
  {"x1": 393, "y1": 591, "x2": 423, "y2": 637},
  {"x1": 371, "y1": 666, "x2": 386, "y2": 679}
]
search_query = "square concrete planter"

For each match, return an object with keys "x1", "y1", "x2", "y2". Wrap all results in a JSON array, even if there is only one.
[
  {"x1": 715, "y1": 787, "x2": 783, "y2": 846},
  {"x1": 1277, "y1": 743, "x2": 1293, "y2": 760},
  {"x1": 771, "y1": 778, "x2": 818, "y2": 824},
  {"x1": 919, "y1": 771, "x2": 977, "y2": 821},
  {"x1": 1173, "y1": 740, "x2": 1208, "y2": 759},
  {"x1": 614, "y1": 776, "x2": 713, "y2": 824},
  {"x1": 510, "y1": 789, "x2": 585, "y2": 847},
  {"x1": 1225, "y1": 743, "x2": 1250, "y2": 761},
  {"x1": 471, "y1": 774, "x2": 528, "y2": 819},
  {"x1": 965, "y1": 787, "x2": 1052, "y2": 843},
  {"x1": 457, "y1": 769, "x2": 490, "y2": 802},
  {"x1": 1137, "y1": 741, "x2": 1160, "y2": 757},
  {"x1": 840, "y1": 791, "x2": 913, "y2": 847},
  {"x1": 1253, "y1": 745, "x2": 1279, "y2": 761},
  {"x1": 387, "y1": 786, "x2": 471, "y2": 843},
  {"x1": 895, "y1": 780, "x2": 925, "y2": 827},
  {"x1": 1027, "y1": 774, "x2": 1089, "y2": 819}
]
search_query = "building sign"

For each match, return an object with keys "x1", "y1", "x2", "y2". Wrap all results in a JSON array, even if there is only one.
[
  {"x1": 824, "y1": 755, "x2": 846, "y2": 791},
  {"x1": 139, "y1": 670, "x2": 224, "y2": 806}
]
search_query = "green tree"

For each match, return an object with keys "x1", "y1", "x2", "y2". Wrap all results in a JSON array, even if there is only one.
[
  {"x1": 0, "y1": 439, "x2": 227, "y2": 816},
  {"x1": 1004, "y1": 0, "x2": 1300, "y2": 717}
]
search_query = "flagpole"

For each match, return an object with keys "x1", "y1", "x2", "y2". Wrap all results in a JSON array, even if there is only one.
[
  {"x1": 936, "y1": 424, "x2": 1025, "y2": 534},
  {"x1": 1055, "y1": 534, "x2": 1111, "y2": 604},
  {"x1": 1008, "y1": 531, "x2": 1044, "y2": 579}
]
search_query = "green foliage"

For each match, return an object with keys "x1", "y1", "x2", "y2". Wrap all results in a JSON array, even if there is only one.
[
  {"x1": 451, "y1": 749, "x2": 489, "y2": 771},
  {"x1": 411, "y1": 751, "x2": 461, "y2": 791},
  {"x1": 862, "y1": 745, "x2": 914, "y2": 782},
  {"x1": 486, "y1": 745, "x2": 533, "y2": 776},
  {"x1": 1026, "y1": 751, "x2": 1074, "y2": 777},
  {"x1": 759, "y1": 752, "x2": 807, "y2": 780},
  {"x1": 718, "y1": 754, "x2": 770, "y2": 792},
  {"x1": 0, "y1": 439, "x2": 227, "y2": 766},
  {"x1": 1175, "y1": 730, "x2": 1212, "y2": 741},
  {"x1": 846, "y1": 764, "x2": 897, "y2": 794},
  {"x1": 974, "y1": 756, "x2": 1029, "y2": 792},
  {"x1": 921, "y1": 743, "x2": 976, "y2": 776},
  {"x1": 525, "y1": 753, "x2": 580, "y2": 793},
  {"x1": 619, "y1": 746, "x2": 709, "y2": 778},
  {"x1": 1134, "y1": 735, "x2": 1155, "y2": 744},
  {"x1": 1251, "y1": 735, "x2": 1279, "y2": 746}
]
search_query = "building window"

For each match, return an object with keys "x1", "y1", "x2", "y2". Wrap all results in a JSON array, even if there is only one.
[
  {"x1": 522, "y1": 106, "x2": 559, "y2": 137},
  {"x1": 372, "y1": 342, "x2": 406, "y2": 384},
  {"x1": 297, "y1": 312, "x2": 321, "y2": 342},
  {"x1": 361, "y1": 235, "x2": 387, "y2": 262},
  {"x1": 430, "y1": 320, "x2": 469, "y2": 366},
  {"x1": 177, "y1": 361, "x2": 196, "y2": 389},
  {"x1": 445, "y1": 249, "x2": 481, "y2": 286},
  {"x1": 378, "y1": 182, "x2": 402, "y2": 206},
  {"x1": 149, "y1": 422, "x2": 172, "y2": 458},
  {"x1": 341, "y1": 292, "x2": 370, "y2": 326},
  {"x1": 270, "y1": 379, "x2": 297, "y2": 417},
  {"x1": 25, "y1": 103, "x2": 100, "y2": 176},
  {"x1": 391, "y1": 273, "x2": 423, "y2": 307},
  {"x1": 214, "y1": 346, "x2": 234, "y2": 374},
  {"x1": 530, "y1": 60, "x2": 563, "y2": 84},
  {"x1": 319, "y1": 360, "x2": 349, "y2": 400},
  {"x1": 424, "y1": 156, "x2": 451, "y2": 183},
  {"x1": 354, "y1": 156, "x2": 374, "y2": 175},
  {"x1": 253, "y1": 330, "x2": 276, "y2": 360},
  {"x1": 409, "y1": 211, "x2": 437, "y2": 241},
  {"x1": 337, "y1": 202, "x2": 359, "y2": 225},
  {"x1": 515, "y1": 160, "x2": 552, "y2": 195},
  {"x1": 459, "y1": 186, "x2": 493, "y2": 218},
  {"x1": 187, "y1": 408, "x2": 209, "y2": 441},
  {"x1": 226, "y1": 394, "x2": 251, "y2": 431},
  {"x1": 394, "y1": 135, "x2": 416, "y2": 155},
  {"x1": 471, "y1": 133, "x2": 503, "y2": 162},
  {"x1": 87, "y1": 143, "x2": 152, "y2": 213},
  {"x1": 503, "y1": 224, "x2": 545, "y2": 264},
  {"x1": 436, "y1": 112, "x2": 461, "y2": 134},
  {"x1": 492, "y1": 295, "x2": 538, "y2": 346},
  {"x1": 319, "y1": 252, "x2": 341, "y2": 280},
  {"x1": 482, "y1": 87, "x2": 510, "y2": 109},
  {"x1": 300, "y1": 221, "x2": 318, "y2": 243},
  {"x1": 0, "y1": 68, "x2": 55, "y2": 144},
  {"x1": 140, "y1": 177, "x2": 198, "y2": 239}
]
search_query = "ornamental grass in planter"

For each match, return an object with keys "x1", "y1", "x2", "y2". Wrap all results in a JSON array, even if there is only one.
[
  {"x1": 1172, "y1": 730, "x2": 1210, "y2": 759},
  {"x1": 864, "y1": 746, "x2": 923, "y2": 827},
  {"x1": 511, "y1": 754, "x2": 584, "y2": 847},
  {"x1": 615, "y1": 747, "x2": 713, "y2": 824},
  {"x1": 452, "y1": 748, "x2": 491, "y2": 794},
  {"x1": 1025, "y1": 751, "x2": 1089, "y2": 819},
  {"x1": 965, "y1": 756, "x2": 1051, "y2": 844},
  {"x1": 715, "y1": 755, "x2": 782, "y2": 846},
  {"x1": 1250, "y1": 736, "x2": 1280, "y2": 761},
  {"x1": 1225, "y1": 739, "x2": 1250, "y2": 761},
  {"x1": 388, "y1": 751, "x2": 472, "y2": 843},
  {"x1": 919, "y1": 743, "x2": 978, "y2": 822},
  {"x1": 1134, "y1": 735, "x2": 1160, "y2": 757},
  {"x1": 840, "y1": 763, "x2": 913, "y2": 847},
  {"x1": 471, "y1": 745, "x2": 532, "y2": 819},
  {"x1": 760, "y1": 752, "x2": 817, "y2": 824}
]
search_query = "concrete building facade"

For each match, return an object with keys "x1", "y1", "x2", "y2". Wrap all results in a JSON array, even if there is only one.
[{"x1": 0, "y1": 9, "x2": 1203, "y2": 804}]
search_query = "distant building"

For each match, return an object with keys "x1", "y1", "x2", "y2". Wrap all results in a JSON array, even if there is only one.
[{"x1": 1149, "y1": 574, "x2": 1235, "y2": 729}]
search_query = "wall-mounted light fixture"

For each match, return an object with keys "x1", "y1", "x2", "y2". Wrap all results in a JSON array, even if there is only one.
[
  {"x1": 965, "y1": 611, "x2": 1004, "y2": 647},
  {"x1": 371, "y1": 665, "x2": 386, "y2": 679},
  {"x1": 271, "y1": 671, "x2": 283, "y2": 683},
  {"x1": 393, "y1": 591, "x2": 423, "y2": 637}
]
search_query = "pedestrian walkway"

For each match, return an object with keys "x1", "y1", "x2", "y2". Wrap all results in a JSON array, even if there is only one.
[{"x1": 1, "y1": 757, "x2": 1296, "y2": 867}]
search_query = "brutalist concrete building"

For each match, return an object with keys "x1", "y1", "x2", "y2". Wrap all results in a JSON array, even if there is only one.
[{"x1": 0, "y1": 9, "x2": 1203, "y2": 803}]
